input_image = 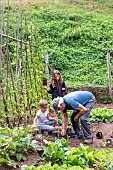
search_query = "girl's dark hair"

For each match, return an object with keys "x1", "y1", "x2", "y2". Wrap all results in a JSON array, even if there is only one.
[{"x1": 51, "y1": 70, "x2": 63, "y2": 87}]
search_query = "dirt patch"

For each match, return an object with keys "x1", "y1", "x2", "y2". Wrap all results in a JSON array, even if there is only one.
[
  {"x1": 32, "y1": 122, "x2": 113, "y2": 150},
  {"x1": 94, "y1": 104, "x2": 113, "y2": 109},
  {"x1": 91, "y1": 122, "x2": 113, "y2": 148}
]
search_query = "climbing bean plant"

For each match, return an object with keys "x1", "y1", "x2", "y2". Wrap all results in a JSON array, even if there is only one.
[{"x1": 0, "y1": 4, "x2": 48, "y2": 127}]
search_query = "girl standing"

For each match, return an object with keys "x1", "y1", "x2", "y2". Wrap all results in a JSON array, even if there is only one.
[{"x1": 43, "y1": 70, "x2": 66, "y2": 100}]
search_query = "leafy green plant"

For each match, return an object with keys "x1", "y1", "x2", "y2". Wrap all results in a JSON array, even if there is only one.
[
  {"x1": 101, "y1": 140, "x2": 111, "y2": 147},
  {"x1": 0, "y1": 126, "x2": 37, "y2": 167},
  {"x1": 90, "y1": 108, "x2": 113, "y2": 122},
  {"x1": 21, "y1": 163, "x2": 94, "y2": 170},
  {"x1": 43, "y1": 138, "x2": 68, "y2": 164},
  {"x1": 21, "y1": 142, "x2": 113, "y2": 170},
  {"x1": 64, "y1": 144, "x2": 96, "y2": 168},
  {"x1": 94, "y1": 149, "x2": 113, "y2": 169}
]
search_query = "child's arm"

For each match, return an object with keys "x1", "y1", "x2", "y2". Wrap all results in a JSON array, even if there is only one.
[
  {"x1": 43, "y1": 85, "x2": 49, "y2": 91},
  {"x1": 33, "y1": 115, "x2": 38, "y2": 126},
  {"x1": 54, "y1": 112, "x2": 58, "y2": 121},
  {"x1": 54, "y1": 112, "x2": 58, "y2": 117},
  {"x1": 45, "y1": 84, "x2": 54, "y2": 94},
  {"x1": 47, "y1": 113, "x2": 56, "y2": 120}
]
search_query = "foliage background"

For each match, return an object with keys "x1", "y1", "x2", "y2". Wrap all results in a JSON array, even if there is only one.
[{"x1": 12, "y1": 0, "x2": 113, "y2": 86}]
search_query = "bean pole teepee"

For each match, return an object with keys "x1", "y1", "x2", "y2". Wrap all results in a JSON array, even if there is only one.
[{"x1": 0, "y1": 0, "x2": 47, "y2": 127}]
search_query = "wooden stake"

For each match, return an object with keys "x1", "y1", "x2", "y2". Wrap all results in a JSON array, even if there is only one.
[
  {"x1": 107, "y1": 52, "x2": 112, "y2": 97},
  {"x1": 44, "y1": 52, "x2": 50, "y2": 88}
]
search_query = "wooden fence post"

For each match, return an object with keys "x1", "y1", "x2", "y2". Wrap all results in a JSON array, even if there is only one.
[
  {"x1": 0, "y1": 36, "x2": 2, "y2": 90},
  {"x1": 107, "y1": 52, "x2": 112, "y2": 97},
  {"x1": 44, "y1": 52, "x2": 50, "y2": 88}
]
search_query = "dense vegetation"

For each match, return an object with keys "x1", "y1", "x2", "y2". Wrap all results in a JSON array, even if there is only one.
[
  {"x1": 2, "y1": 0, "x2": 113, "y2": 86},
  {"x1": 28, "y1": 0, "x2": 113, "y2": 86}
]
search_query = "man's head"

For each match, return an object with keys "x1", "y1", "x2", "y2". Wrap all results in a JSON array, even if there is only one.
[{"x1": 52, "y1": 97, "x2": 65, "y2": 112}]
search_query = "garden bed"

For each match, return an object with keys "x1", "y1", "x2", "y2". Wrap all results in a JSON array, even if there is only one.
[
  {"x1": 1, "y1": 123, "x2": 113, "y2": 170},
  {"x1": 1, "y1": 104, "x2": 113, "y2": 170}
]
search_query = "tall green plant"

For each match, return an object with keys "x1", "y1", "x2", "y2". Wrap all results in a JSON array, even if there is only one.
[{"x1": 0, "y1": 5, "x2": 48, "y2": 127}]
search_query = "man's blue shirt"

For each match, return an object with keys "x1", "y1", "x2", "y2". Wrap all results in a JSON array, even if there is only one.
[{"x1": 63, "y1": 91, "x2": 93, "y2": 113}]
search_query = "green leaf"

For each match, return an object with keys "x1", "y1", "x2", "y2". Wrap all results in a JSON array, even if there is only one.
[{"x1": 0, "y1": 158, "x2": 7, "y2": 163}]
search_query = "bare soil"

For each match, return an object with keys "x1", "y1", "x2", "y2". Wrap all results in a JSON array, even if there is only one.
[
  {"x1": 94, "y1": 103, "x2": 113, "y2": 109},
  {"x1": 1, "y1": 104, "x2": 113, "y2": 170}
]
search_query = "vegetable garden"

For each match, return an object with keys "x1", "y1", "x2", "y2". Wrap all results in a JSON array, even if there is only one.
[{"x1": 0, "y1": 0, "x2": 113, "y2": 170}]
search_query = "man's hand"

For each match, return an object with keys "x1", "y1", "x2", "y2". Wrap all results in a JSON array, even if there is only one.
[
  {"x1": 74, "y1": 104, "x2": 87, "y2": 121},
  {"x1": 74, "y1": 114, "x2": 80, "y2": 121},
  {"x1": 61, "y1": 129, "x2": 66, "y2": 136}
]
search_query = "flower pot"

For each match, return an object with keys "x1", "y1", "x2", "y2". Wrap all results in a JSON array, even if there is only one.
[
  {"x1": 66, "y1": 128, "x2": 72, "y2": 135},
  {"x1": 96, "y1": 132, "x2": 103, "y2": 139},
  {"x1": 53, "y1": 131, "x2": 58, "y2": 138},
  {"x1": 106, "y1": 138, "x2": 112, "y2": 145}
]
